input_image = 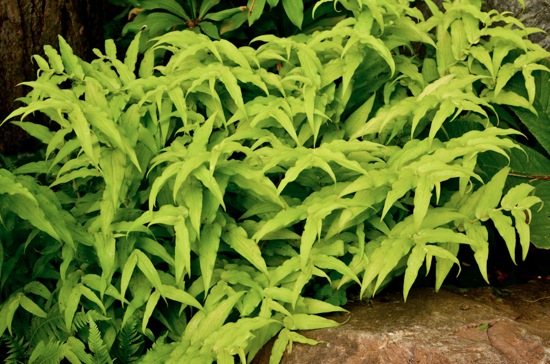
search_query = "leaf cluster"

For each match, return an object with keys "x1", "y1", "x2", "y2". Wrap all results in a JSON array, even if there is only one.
[
  {"x1": 1, "y1": 0, "x2": 548, "y2": 362},
  {"x1": 111, "y1": 0, "x2": 347, "y2": 49}
]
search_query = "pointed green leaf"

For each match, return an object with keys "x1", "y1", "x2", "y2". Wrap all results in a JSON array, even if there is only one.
[
  {"x1": 282, "y1": 0, "x2": 304, "y2": 28},
  {"x1": 283, "y1": 313, "x2": 339, "y2": 330},
  {"x1": 403, "y1": 244, "x2": 426, "y2": 301},
  {"x1": 139, "y1": 0, "x2": 190, "y2": 20},
  {"x1": 120, "y1": 252, "x2": 138, "y2": 302},
  {"x1": 199, "y1": 222, "x2": 222, "y2": 294},
  {"x1": 475, "y1": 167, "x2": 510, "y2": 220},
  {"x1": 142, "y1": 289, "x2": 161, "y2": 333},
  {"x1": 161, "y1": 284, "x2": 202, "y2": 309},
  {"x1": 18, "y1": 294, "x2": 47, "y2": 318},
  {"x1": 174, "y1": 219, "x2": 191, "y2": 283},
  {"x1": 224, "y1": 225, "x2": 267, "y2": 275}
]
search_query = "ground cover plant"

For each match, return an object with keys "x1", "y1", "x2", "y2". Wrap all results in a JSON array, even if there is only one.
[{"x1": 1, "y1": 0, "x2": 548, "y2": 362}]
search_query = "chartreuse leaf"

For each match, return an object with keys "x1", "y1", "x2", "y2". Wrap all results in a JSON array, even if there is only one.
[
  {"x1": 136, "y1": 237, "x2": 175, "y2": 266},
  {"x1": 475, "y1": 167, "x2": 510, "y2": 220},
  {"x1": 403, "y1": 244, "x2": 426, "y2": 301},
  {"x1": 511, "y1": 209, "x2": 530, "y2": 261},
  {"x1": 312, "y1": 254, "x2": 360, "y2": 285},
  {"x1": 296, "y1": 297, "x2": 348, "y2": 315},
  {"x1": 270, "y1": 328, "x2": 318, "y2": 364},
  {"x1": 253, "y1": 206, "x2": 307, "y2": 242},
  {"x1": 124, "y1": 30, "x2": 141, "y2": 73},
  {"x1": 490, "y1": 210, "x2": 517, "y2": 264},
  {"x1": 283, "y1": 313, "x2": 339, "y2": 331},
  {"x1": 200, "y1": 222, "x2": 222, "y2": 294},
  {"x1": 120, "y1": 252, "x2": 138, "y2": 303},
  {"x1": 360, "y1": 238, "x2": 410, "y2": 298},
  {"x1": 500, "y1": 183, "x2": 542, "y2": 259},
  {"x1": 184, "y1": 289, "x2": 245, "y2": 343},
  {"x1": 194, "y1": 165, "x2": 226, "y2": 210},
  {"x1": 142, "y1": 290, "x2": 161, "y2": 333},
  {"x1": 430, "y1": 241, "x2": 460, "y2": 291},
  {"x1": 413, "y1": 174, "x2": 433, "y2": 230},
  {"x1": 224, "y1": 224, "x2": 268, "y2": 275},
  {"x1": 18, "y1": 294, "x2": 47, "y2": 319},
  {"x1": 43, "y1": 44, "x2": 64, "y2": 73},
  {"x1": 69, "y1": 107, "x2": 98, "y2": 166},
  {"x1": 10, "y1": 122, "x2": 54, "y2": 145},
  {"x1": 58, "y1": 36, "x2": 84, "y2": 79},
  {"x1": 343, "y1": 94, "x2": 376, "y2": 137},
  {"x1": 135, "y1": 250, "x2": 164, "y2": 294},
  {"x1": 464, "y1": 222, "x2": 490, "y2": 283},
  {"x1": 174, "y1": 219, "x2": 191, "y2": 283}
]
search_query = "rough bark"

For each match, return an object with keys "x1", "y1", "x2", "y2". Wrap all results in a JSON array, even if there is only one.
[
  {"x1": 0, "y1": 0, "x2": 106, "y2": 155},
  {"x1": 483, "y1": 0, "x2": 550, "y2": 51},
  {"x1": 414, "y1": 0, "x2": 550, "y2": 50}
]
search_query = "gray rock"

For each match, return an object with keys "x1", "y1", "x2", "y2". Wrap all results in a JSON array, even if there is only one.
[{"x1": 253, "y1": 280, "x2": 550, "y2": 363}]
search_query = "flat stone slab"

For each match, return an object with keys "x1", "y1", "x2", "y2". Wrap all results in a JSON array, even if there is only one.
[{"x1": 254, "y1": 280, "x2": 550, "y2": 363}]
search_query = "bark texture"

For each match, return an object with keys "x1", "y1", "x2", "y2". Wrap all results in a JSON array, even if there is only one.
[
  {"x1": 483, "y1": 0, "x2": 550, "y2": 51},
  {"x1": 414, "y1": 0, "x2": 550, "y2": 50},
  {"x1": 0, "y1": 0, "x2": 105, "y2": 154}
]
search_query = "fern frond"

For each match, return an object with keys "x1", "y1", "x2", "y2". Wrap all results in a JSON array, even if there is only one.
[
  {"x1": 1, "y1": 334, "x2": 29, "y2": 363},
  {"x1": 28, "y1": 306, "x2": 69, "y2": 347},
  {"x1": 73, "y1": 311, "x2": 91, "y2": 332},
  {"x1": 28, "y1": 339, "x2": 64, "y2": 364},
  {"x1": 88, "y1": 316, "x2": 113, "y2": 364},
  {"x1": 0, "y1": 153, "x2": 16, "y2": 171},
  {"x1": 86, "y1": 310, "x2": 111, "y2": 323},
  {"x1": 111, "y1": 318, "x2": 145, "y2": 363}
]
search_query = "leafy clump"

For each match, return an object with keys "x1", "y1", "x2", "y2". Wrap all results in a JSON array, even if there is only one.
[{"x1": 1, "y1": 0, "x2": 548, "y2": 362}]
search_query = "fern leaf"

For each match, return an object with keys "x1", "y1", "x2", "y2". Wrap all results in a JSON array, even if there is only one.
[
  {"x1": 28, "y1": 339, "x2": 64, "y2": 364},
  {"x1": 28, "y1": 306, "x2": 69, "y2": 348},
  {"x1": 1, "y1": 334, "x2": 29, "y2": 363},
  {"x1": 111, "y1": 318, "x2": 144, "y2": 363},
  {"x1": 87, "y1": 316, "x2": 113, "y2": 364}
]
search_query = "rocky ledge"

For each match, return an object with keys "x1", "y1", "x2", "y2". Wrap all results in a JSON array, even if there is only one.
[{"x1": 254, "y1": 279, "x2": 550, "y2": 363}]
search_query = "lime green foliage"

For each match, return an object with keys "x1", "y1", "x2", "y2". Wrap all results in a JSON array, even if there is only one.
[{"x1": 1, "y1": 0, "x2": 548, "y2": 362}]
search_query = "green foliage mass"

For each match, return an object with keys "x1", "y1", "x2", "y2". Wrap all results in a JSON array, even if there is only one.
[{"x1": 1, "y1": 0, "x2": 549, "y2": 362}]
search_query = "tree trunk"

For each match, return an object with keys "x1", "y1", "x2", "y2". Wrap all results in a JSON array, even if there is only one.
[{"x1": 0, "y1": 0, "x2": 106, "y2": 155}]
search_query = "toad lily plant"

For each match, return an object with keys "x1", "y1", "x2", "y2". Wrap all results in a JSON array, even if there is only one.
[{"x1": 0, "y1": 0, "x2": 547, "y2": 362}]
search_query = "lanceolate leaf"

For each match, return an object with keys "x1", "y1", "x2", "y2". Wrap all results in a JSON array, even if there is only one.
[
  {"x1": 282, "y1": 0, "x2": 304, "y2": 29},
  {"x1": 1, "y1": 2, "x2": 547, "y2": 362},
  {"x1": 174, "y1": 219, "x2": 192, "y2": 283},
  {"x1": 199, "y1": 222, "x2": 222, "y2": 294},
  {"x1": 138, "y1": 0, "x2": 191, "y2": 21},
  {"x1": 403, "y1": 244, "x2": 426, "y2": 301},
  {"x1": 475, "y1": 167, "x2": 510, "y2": 221},
  {"x1": 224, "y1": 225, "x2": 268, "y2": 275}
]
